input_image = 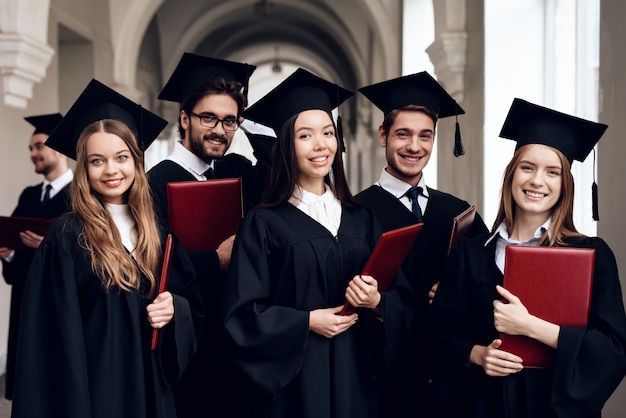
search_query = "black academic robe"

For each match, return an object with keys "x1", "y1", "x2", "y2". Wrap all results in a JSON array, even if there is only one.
[
  {"x1": 10, "y1": 214, "x2": 203, "y2": 418},
  {"x1": 432, "y1": 234, "x2": 626, "y2": 418},
  {"x1": 223, "y1": 203, "x2": 414, "y2": 418},
  {"x1": 147, "y1": 154, "x2": 269, "y2": 418},
  {"x1": 356, "y1": 185, "x2": 488, "y2": 418},
  {"x1": 1, "y1": 182, "x2": 71, "y2": 400}
]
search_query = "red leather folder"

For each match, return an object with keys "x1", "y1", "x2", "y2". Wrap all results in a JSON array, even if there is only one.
[
  {"x1": 151, "y1": 233, "x2": 174, "y2": 351},
  {"x1": 499, "y1": 246, "x2": 596, "y2": 368},
  {"x1": 167, "y1": 178, "x2": 243, "y2": 251},
  {"x1": 0, "y1": 216, "x2": 56, "y2": 249},
  {"x1": 339, "y1": 223, "x2": 423, "y2": 315},
  {"x1": 446, "y1": 205, "x2": 476, "y2": 258}
]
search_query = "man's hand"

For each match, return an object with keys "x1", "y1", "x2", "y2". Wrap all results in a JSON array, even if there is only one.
[
  {"x1": 0, "y1": 247, "x2": 14, "y2": 259},
  {"x1": 19, "y1": 230, "x2": 44, "y2": 249},
  {"x1": 216, "y1": 234, "x2": 235, "y2": 272},
  {"x1": 428, "y1": 282, "x2": 439, "y2": 305}
]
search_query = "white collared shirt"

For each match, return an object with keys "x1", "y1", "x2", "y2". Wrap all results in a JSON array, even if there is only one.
[
  {"x1": 41, "y1": 168, "x2": 73, "y2": 201},
  {"x1": 485, "y1": 218, "x2": 552, "y2": 273},
  {"x1": 106, "y1": 203, "x2": 138, "y2": 255},
  {"x1": 166, "y1": 142, "x2": 214, "y2": 180},
  {"x1": 289, "y1": 184, "x2": 342, "y2": 236},
  {"x1": 376, "y1": 168, "x2": 429, "y2": 214}
]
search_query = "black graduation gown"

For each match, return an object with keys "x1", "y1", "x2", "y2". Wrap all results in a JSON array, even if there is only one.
[
  {"x1": 432, "y1": 234, "x2": 626, "y2": 418},
  {"x1": 10, "y1": 214, "x2": 204, "y2": 418},
  {"x1": 223, "y1": 203, "x2": 414, "y2": 418},
  {"x1": 356, "y1": 185, "x2": 488, "y2": 418},
  {"x1": 1, "y1": 183, "x2": 71, "y2": 400},
  {"x1": 146, "y1": 155, "x2": 269, "y2": 418}
]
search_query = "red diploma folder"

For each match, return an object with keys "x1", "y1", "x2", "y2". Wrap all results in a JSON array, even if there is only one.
[
  {"x1": 339, "y1": 223, "x2": 424, "y2": 315},
  {"x1": 167, "y1": 178, "x2": 243, "y2": 251},
  {"x1": 0, "y1": 216, "x2": 56, "y2": 249},
  {"x1": 151, "y1": 233, "x2": 174, "y2": 351},
  {"x1": 499, "y1": 246, "x2": 596, "y2": 368},
  {"x1": 446, "y1": 205, "x2": 476, "y2": 258}
]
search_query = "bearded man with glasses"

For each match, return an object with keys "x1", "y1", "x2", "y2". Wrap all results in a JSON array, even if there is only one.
[{"x1": 147, "y1": 53, "x2": 271, "y2": 418}]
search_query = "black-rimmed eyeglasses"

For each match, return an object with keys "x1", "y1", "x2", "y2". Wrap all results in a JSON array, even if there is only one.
[{"x1": 189, "y1": 112, "x2": 240, "y2": 131}]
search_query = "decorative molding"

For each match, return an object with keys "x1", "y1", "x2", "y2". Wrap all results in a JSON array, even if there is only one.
[
  {"x1": 0, "y1": 33, "x2": 54, "y2": 108},
  {"x1": 426, "y1": 30, "x2": 468, "y2": 103}
]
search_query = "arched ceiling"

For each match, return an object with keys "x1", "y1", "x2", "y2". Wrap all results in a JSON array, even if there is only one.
[{"x1": 114, "y1": 0, "x2": 403, "y2": 97}]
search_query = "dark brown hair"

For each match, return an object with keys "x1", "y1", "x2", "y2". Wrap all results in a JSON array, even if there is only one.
[
  {"x1": 178, "y1": 77, "x2": 246, "y2": 138},
  {"x1": 380, "y1": 104, "x2": 439, "y2": 136},
  {"x1": 260, "y1": 112, "x2": 358, "y2": 207}
]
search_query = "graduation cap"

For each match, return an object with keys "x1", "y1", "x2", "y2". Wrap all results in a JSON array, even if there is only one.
[
  {"x1": 500, "y1": 98, "x2": 608, "y2": 221},
  {"x1": 158, "y1": 52, "x2": 257, "y2": 103},
  {"x1": 242, "y1": 68, "x2": 353, "y2": 150},
  {"x1": 46, "y1": 79, "x2": 168, "y2": 160},
  {"x1": 359, "y1": 71, "x2": 466, "y2": 157},
  {"x1": 500, "y1": 98, "x2": 606, "y2": 163},
  {"x1": 24, "y1": 113, "x2": 63, "y2": 135}
]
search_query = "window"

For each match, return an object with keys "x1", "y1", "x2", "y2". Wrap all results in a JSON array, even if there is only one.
[{"x1": 484, "y1": 0, "x2": 600, "y2": 234}]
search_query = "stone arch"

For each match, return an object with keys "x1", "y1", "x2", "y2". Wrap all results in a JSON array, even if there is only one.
[
  {"x1": 112, "y1": 0, "x2": 403, "y2": 94},
  {"x1": 111, "y1": 0, "x2": 165, "y2": 89}
]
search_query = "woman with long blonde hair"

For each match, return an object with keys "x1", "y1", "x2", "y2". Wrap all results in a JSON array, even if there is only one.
[
  {"x1": 11, "y1": 80, "x2": 203, "y2": 418},
  {"x1": 432, "y1": 98, "x2": 626, "y2": 418}
]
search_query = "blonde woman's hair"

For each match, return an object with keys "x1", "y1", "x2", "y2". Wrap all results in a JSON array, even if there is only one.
[
  {"x1": 492, "y1": 144, "x2": 585, "y2": 247},
  {"x1": 71, "y1": 119, "x2": 161, "y2": 296}
]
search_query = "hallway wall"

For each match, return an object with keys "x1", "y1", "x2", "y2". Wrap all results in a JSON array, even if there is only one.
[{"x1": 597, "y1": 0, "x2": 626, "y2": 415}]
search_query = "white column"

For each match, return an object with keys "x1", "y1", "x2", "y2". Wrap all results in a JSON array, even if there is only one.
[{"x1": 0, "y1": 0, "x2": 55, "y2": 108}]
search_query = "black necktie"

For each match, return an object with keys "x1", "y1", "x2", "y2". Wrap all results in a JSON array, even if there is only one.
[
  {"x1": 41, "y1": 184, "x2": 52, "y2": 207},
  {"x1": 203, "y1": 167, "x2": 214, "y2": 179},
  {"x1": 406, "y1": 186, "x2": 423, "y2": 221}
]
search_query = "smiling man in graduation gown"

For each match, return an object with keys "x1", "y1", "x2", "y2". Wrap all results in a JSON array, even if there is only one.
[
  {"x1": 147, "y1": 52, "x2": 271, "y2": 418},
  {"x1": 0, "y1": 113, "x2": 72, "y2": 400},
  {"x1": 356, "y1": 73, "x2": 488, "y2": 418}
]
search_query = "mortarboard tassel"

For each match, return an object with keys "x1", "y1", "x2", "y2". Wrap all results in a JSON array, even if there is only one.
[
  {"x1": 453, "y1": 114, "x2": 464, "y2": 157},
  {"x1": 592, "y1": 182, "x2": 599, "y2": 221},
  {"x1": 592, "y1": 148, "x2": 599, "y2": 221},
  {"x1": 337, "y1": 114, "x2": 346, "y2": 153}
]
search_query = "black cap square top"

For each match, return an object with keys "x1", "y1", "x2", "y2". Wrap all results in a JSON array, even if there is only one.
[
  {"x1": 499, "y1": 98, "x2": 607, "y2": 163},
  {"x1": 24, "y1": 113, "x2": 63, "y2": 135},
  {"x1": 358, "y1": 71, "x2": 464, "y2": 118},
  {"x1": 158, "y1": 52, "x2": 257, "y2": 103},
  {"x1": 46, "y1": 79, "x2": 167, "y2": 160},
  {"x1": 242, "y1": 68, "x2": 353, "y2": 134}
]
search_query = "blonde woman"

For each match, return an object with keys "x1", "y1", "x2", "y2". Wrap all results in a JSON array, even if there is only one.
[
  {"x1": 432, "y1": 99, "x2": 626, "y2": 418},
  {"x1": 11, "y1": 80, "x2": 203, "y2": 418}
]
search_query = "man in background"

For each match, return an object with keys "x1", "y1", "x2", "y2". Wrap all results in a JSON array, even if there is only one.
[{"x1": 1, "y1": 113, "x2": 72, "y2": 400}]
